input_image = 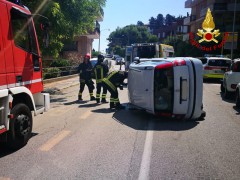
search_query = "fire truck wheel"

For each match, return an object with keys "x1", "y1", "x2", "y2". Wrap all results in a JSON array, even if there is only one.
[{"x1": 7, "y1": 103, "x2": 33, "y2": 150}]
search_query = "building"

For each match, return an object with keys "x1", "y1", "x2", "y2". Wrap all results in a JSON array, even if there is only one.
[
  {"x1": 62, "y1": 9, "x2": 104, "y2": 62},
  {"x1": 152, "y1": 18, "x2": 188, "y2": 42},
  {"x1": 183, "y1": 0, "x2": 240, "y2": 45}
]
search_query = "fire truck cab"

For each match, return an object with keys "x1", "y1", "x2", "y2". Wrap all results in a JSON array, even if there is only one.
[{"x1": 0, "y1": 0, "x2": 50, "y2": 149}]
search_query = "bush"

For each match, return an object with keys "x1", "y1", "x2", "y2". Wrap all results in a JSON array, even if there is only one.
[
  {"x1": 43, "y1": 67, "x2": 61, "y2": 79},
  {"x1": 50, "y1": 59, "x2": 71, "y2": 67}
]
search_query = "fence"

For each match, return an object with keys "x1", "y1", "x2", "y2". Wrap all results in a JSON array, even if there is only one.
[{"x1": 42, "y1": 66, "x2": 78, "y2": 79}]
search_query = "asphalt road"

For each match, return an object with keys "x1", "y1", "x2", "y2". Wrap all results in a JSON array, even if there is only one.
[{"x1": 0, "y1": 76, "x2": 240, "y2": 180}]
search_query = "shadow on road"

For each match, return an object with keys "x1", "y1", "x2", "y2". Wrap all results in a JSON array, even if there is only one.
[
  {"x1": 92, "y1": 108, "x2": 115, "y2": 114},
  {"x1": 0, "y1": 133, "x2": 38, "y2": 157},
  {"x1": 90, "y1": 103, "x2": 200, "y2": 131},
  {"x1": 64, "y1": 100, "x2": 88, "y2": 105},
  {"x1": 203, "y1": 79, "x2": 221, "y2": 84},
  {"x1": 219, "y1": 92, "x2": 235, "y2": 103},
  {"x1": 50, "y1": 97, "x2": 68, "y2": 103},
  {"x1": 233, "y1": 106, "x2": 240, "y2": 115}
]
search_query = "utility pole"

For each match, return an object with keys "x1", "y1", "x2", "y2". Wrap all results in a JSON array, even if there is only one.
[
  {"x1": 231, "y1": 0, "x2": 237, "y2": 60},
  {"x1": 98, "y1": 29, "x2": 110, "y2": 53}
]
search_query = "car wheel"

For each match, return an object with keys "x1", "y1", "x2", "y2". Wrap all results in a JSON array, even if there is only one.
[
  {"x1": 236, "y1": 89, "x2": 240, "y2": 108},
  {"x1": 224, "y1": 86, "x2": 230, "y2": 99},
  {"x1": 220, "y1": 82, "x2": 224, "y2": 92},
  {"x1": 7, "y1": 103, "x2": 33, "y2": 150}
]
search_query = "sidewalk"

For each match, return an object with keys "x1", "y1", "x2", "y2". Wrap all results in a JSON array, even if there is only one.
[
  {"x1": 43, "y1": 64, "x2": 125, "y2": 94},
  {"x1": 43, "y1": 76, "x2": 79, "y2": 94}
]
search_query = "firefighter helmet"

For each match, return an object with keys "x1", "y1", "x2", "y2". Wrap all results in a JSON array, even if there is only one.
[
  {"x1": 98, "y1": 54, "x2": 104, "y2": 62},
  {"x1": 84, "y1": 53, "x2": 91, "y2": 59}
]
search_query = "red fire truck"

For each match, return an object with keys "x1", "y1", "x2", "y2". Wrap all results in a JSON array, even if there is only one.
[{"x1": 0, "y1": 0, "x2": 50, "y2": 149}]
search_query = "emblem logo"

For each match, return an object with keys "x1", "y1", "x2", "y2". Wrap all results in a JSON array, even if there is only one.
[{"x1": 197, "y1": 8, "x2": 220, "y2": 43}]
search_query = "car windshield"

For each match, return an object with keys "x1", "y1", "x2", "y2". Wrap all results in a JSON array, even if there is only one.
[
  {"x1": 90, "y1": 60, "x2": 97, "y2": 67},
  {"x1": 208, "y1": 59, "x2": 231, "y2": 67}
]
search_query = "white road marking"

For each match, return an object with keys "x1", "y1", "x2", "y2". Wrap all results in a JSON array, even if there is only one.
[
  {"x1": 138, "y1": 122, "x2": 154, "y2": 180},
  {"x1": 39, "y1": 130, "x2": 71, "y2": 151}
]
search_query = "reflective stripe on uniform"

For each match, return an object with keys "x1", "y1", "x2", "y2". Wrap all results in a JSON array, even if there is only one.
[
  {"x1": 102, "y1": 78, "x2": 116, "y2": 91},
  {"x1": 102, "y1": 94, "x2": 106, "y2": 98},
  {"x1": 79, "y1": 92, "x2": 82, "y2": 95},
  {"x1": 114, "y1": 98, "x2": 120, "y2": 103},
  {"x1": 110, "y1": 98, "x2": 115, "y2": 102},
  {"x1": 96, "y1": 94, "x2": 100, "y2": 98},
  {"x1": 80, "y1": 79, "x2": 85, "y2": 83},
  {"x1": 95, "y1": 65, "x2": 104, "y2": 83}
]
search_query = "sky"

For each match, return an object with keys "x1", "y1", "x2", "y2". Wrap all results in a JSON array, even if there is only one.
[{"x1": 93, "y1": 0, "x2": 191, "y2": 53}]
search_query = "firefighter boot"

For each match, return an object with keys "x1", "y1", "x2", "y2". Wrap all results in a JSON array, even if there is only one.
[
  {"x1": 96, "y1": 98, "x2": 100, "y2": 104},
  {"x1": 101, "y1": 98, "x2": 108, "y2": 103},
  {"x1": 115, "y1": 103, "x2": 125, "y2": 110},
  {"x1": 78, "y1": 95, "x2": 83, "y2": 101},
  {"x1": 110, "y1": 102, "x2": 115, "y2": 109},
  {"x1": 90, "y1": 96, "x2": 96, "y2": 101}
]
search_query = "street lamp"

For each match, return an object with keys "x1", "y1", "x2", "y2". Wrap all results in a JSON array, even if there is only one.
[{"x1": 98, "y1": 28, "x2": 110, "y2": 52}]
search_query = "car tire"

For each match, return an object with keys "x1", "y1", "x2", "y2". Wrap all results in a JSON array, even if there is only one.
[
  {"x1": 236, "y1": 89, "x2": 240, "y2": 108},
  {"x1": 224, "y1": 86, "x2": 230, "y2": 99},
  {"x1": 220, "y1": 82, "x2": 224, "y2": 92},
  {"x1": 7, "y1": 103, "x2": 33, "y2": 150}
]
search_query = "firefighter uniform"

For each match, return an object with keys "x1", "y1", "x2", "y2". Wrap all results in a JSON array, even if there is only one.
[
  {"x1": 78, "y1": 54, "x2": 95, "y2": 101},
  {"x1": 102, "y1": 71, "x2": 128, "y2": 109},
  {"x1": 94, "y1": 54, "x2": 109, "y2": 103}
]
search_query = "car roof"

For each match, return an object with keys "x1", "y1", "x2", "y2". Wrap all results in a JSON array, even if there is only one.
[{"x1": 233, "y1": 58, "x2": 240, "y2": 62}]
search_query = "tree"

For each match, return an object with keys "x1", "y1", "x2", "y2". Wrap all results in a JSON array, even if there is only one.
[
  {"x1": 156, "y1": 14, "x2": 164, "y2": 28},
  {"x1": 137, "y1": 21, "x2": 144, "y2": 26},
  {"x1": 107, "y1": 25, "x2": 158, "y2": 55},
  {"x1": 165, "y1": 14, "x2": 176, "y2": 26},
  {"x1": 149, "y1": 17, "x2": 157, "y2": 30},
  {"x1": 21, "y1": 0, "x2": 106, "y2": 58}
]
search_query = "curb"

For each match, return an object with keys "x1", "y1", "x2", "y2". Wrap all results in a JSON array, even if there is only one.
[{"x1": 43, "y1": 74, "x2": 78, "y2": 84}]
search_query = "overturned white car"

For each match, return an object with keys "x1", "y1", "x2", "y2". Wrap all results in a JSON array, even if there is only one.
[{"x1": 128, "y1": 57, "x2": 205, "y2": 120}]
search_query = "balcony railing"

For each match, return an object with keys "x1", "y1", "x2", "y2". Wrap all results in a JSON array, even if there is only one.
[{"x1": 200, "y1": 5, "x2": 213, "y2": 17}]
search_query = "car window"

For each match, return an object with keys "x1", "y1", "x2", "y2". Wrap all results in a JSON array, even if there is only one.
[
  {"x1": 200, "y1": 58, "x2": 207, "y2": 64},
  {"x1": 233, "y1": 61, "x2": 240, "y2": 72},
  {"x1": 90, "y1": 60, "x2": 97, "y2": 67},
  {"x1": 208, "y1": 59, "x2": 231, "y2": 67}
]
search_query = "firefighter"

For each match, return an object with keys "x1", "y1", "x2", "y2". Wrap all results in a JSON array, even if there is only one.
[
  {"x1": 78, "y1": 53, "x2": 96, "y2": 101},
  {"x1": 102, "y1": 70, "x2": 128, "y2": 109},
  {"x1": 94, "y1": 54, "x2": 109, "y2": 103}
]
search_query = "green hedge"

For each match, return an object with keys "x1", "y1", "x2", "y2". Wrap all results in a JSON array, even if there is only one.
[
  {"x1": 50, "y1": 59, "x2": 71, "y2": 67},
  {"x1": 43, "y1": 67, "x2": 61, "y2": 79}
]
